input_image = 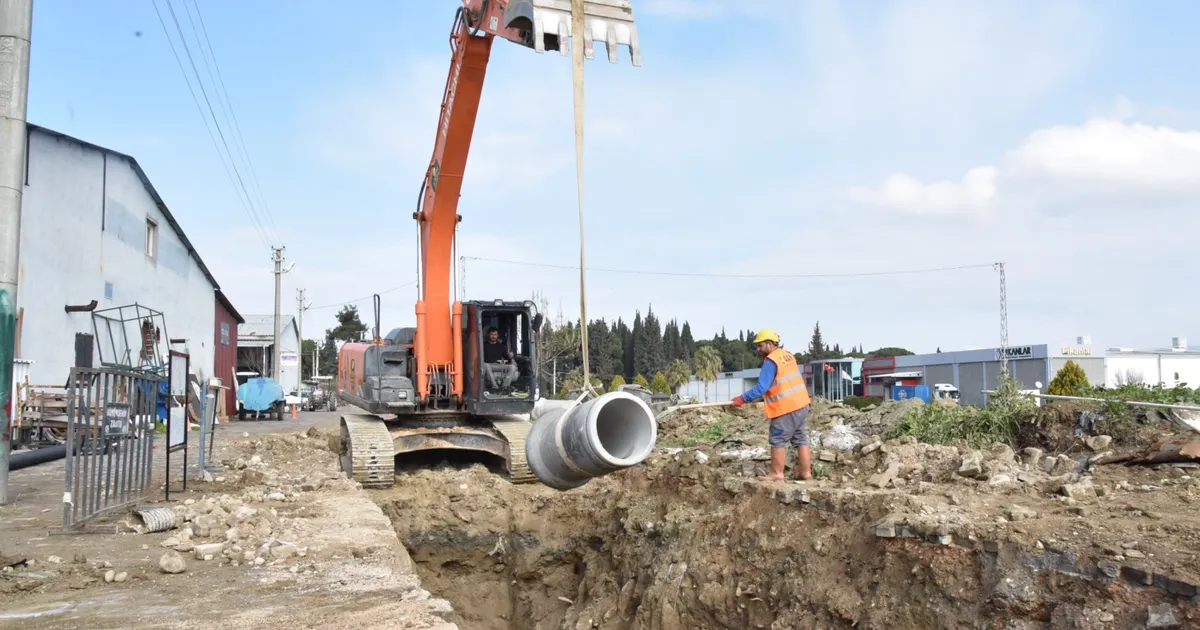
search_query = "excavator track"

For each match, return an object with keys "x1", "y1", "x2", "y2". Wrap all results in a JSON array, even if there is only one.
[
  {"x1": 490, "y1": 419, "x2": 536, "y2": 484},
  {"x1": 339, "y1": 414, "x2": 396, "y2": 489}
]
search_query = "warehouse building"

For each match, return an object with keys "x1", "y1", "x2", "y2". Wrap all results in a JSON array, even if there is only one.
[
  {"x1": 863, "y1": 343, "x2": 1103, "y2": 407},
  {"x1": 237, "y1": 315, "x2": 300, "y2": 394},
  {"x1": 14, "y1": 124, "x2": 242, "y2": 394}
]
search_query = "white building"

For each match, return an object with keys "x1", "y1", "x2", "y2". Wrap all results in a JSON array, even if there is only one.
[
  {"x1": 237, "y1": 315, "x2": 300, "y2": 393},
  {"x1": 677, "y1": 368, "x2": 760, "y2": 403},
  {"x1": 1104, "y1": 337, "x2": 1200, "y2": 388},
  {"x1": 15, "y1": 125, "x2": 239, "y2": 387}
]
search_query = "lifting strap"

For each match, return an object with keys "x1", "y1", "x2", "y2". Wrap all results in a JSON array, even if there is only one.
[{"x1": 570, "y1": 0, "x2": 597, "y2": 401}]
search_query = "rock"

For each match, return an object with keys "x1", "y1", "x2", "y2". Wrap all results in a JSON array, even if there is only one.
[
  {"x1": 114, "y1": 571, "x2": 127, "y2": 583},
  {"x1": 1051, "y1": 456, "x2": 1081, "y2": 475},
  {"x1": 694, "y1": 451, "x2": 709, "y2": 464},
  {"x1": 240, "y1": 470, "x2": 265, "y2": 485},
  {"x1": 1085, "y1": 435, "x2": 1113, "y2": 451},
  {"x1": 270, "y1": 544, "x2": 298, "y2": 560},
  {"x1": 266, "y1": 492, "x2": 286, "y2": 502},
  {"x1": 104, "y1": 569, "x2": 115, "y2": 583},
  {"x1": 202, "y1": 471, "x2": 215, "y2": 483},
  {"x1": 73, "y1": 552, "x2": 88, "y2": 564},
  {"x1": 868, "y1": 463, "x2": 901, "y2": 489},
  {"x1": 1005, "y1": 505, "x2": 1038, "y2": 522},
  {"x1": 988, "y1": 474, "x2": 1014, "y2": 486},
  {"x1": 47, "y1": 555, "x2": 62, "y2": 564},
  {"x1": 1020, "y1": 447, "x2": 1044, "y2": 468},
  {"x1": 1125, "y1": 549, "x2": 1146, "y2": 559},
  {"x1": 160, "y1": 536, "x2": 181, "y2": 548},
  {"x1": 177, "y1": 540, "x2": 195, "y2": 553},
  {"x1": 159, "y1": 551, "x2": 187, "y2": 574},
  {"x1": 1146, "y1": 603, "x2": 1178, "y2": 629},
  {"x1": 958, "y1": 451, "x2": 984, "y2": 478},
  {"x1": 860, "y1": 441, "x2": 882, "y2": 455},
  {"x1": 988, "y1": 443, "x2": 1016, "y2": 466},
  {"x1": 234, "y1": 506, "x2": 258, "y2": 523},
  {"x1": 1068, "y1": 506, "x2": 1091, "y2": 517},
  {"x1": 818, "y1": 451, "x2": 837, "y2": 463},
  {"x1": 1061, "y1": 481, "x2": 1097, "y2": 500},
  {"x1": 250, "y1": 455, "x2": 262, "y2": 465},
  {"x1": 193, "y1": 543, "x2": 224, "y2": 560}
]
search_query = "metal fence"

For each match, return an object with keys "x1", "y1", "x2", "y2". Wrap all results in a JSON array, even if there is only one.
[{"x1": 63, "y1": 366, "x2": 162, "y2": 530}]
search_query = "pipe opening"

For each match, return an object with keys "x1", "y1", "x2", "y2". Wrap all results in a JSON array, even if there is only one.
[{"x1": 593, "y1": 397, "x2": 655, "y2": 463}]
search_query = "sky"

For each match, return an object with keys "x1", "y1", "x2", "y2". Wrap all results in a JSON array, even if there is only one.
[{"x1": 25, "y1": 0, "x2": 1200, "y2": 356}]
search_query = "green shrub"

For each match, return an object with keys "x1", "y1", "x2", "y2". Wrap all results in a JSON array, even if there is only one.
[
  {"x1": 884, "y1": 375, "x2": 1035, "y2": 448},
  {"x1": 844, "y1": 395, "x2": 883, "y2": 410},
  {"x1": 1047, "y1": 360, "x2": 1089, "y2": 396}
]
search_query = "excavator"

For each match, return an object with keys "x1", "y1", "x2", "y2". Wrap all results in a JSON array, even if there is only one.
[{"x1": 335, "y1": 0, "x2": 653, "y2": 490}]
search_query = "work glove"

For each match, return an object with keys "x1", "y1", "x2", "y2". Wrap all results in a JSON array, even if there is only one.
[{"x1": 730, "y1": 395, "x2": 744, "y2": 408}]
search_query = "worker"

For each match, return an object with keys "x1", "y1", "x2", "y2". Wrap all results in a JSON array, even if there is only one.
[
  {"x1": 730, "y1": 328, "x2": 813, "y2": 482},
  {"x1": 482, "y1": 326, "x2": 519, "y2": 391}
]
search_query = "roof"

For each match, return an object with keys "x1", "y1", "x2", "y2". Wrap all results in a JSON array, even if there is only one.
[
  {"x1": 27, "y1": 124, "x2": 241, "y2": 319},
  {"x1": 239, "y1": 314, "x2": 298, "y2": 339},
  {"x1": 216, "y1": 290, "x2": 244, "y2": 324}
]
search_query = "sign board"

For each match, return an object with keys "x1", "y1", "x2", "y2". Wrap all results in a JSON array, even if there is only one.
[
  {"x1": 1060, "y1": 346, "x2": 1092, "y2": 356},
  {"x1": 169, "y1": 353, "x2": 189, "y2": 396},
  {"x1": 996, "y1": 345, "x2": 1034, "y2": 361},
  {"x1": 168, "y1": 406, "x2": 186, "y2": 447},
  {"x1": 103, "y1": 402, "x2": 130, "y2": 437},
  {"x1": 280, "y1": 352, "x2": 299, "y2": 367}
]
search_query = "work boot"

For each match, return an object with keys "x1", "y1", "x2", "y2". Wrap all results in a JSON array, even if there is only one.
[
  {"x1": 794, "y1": 446, "x2": 813, "y2": 480},
  {"x1": 758, "y1": 447, "x2": 787, "y2": 482}
]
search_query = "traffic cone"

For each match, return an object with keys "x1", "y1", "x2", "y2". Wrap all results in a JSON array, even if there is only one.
[{"x1": 291, "y1": 404, "x2": 297, "y2": 419}]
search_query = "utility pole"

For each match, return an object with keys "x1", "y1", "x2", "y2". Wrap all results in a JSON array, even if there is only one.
[
  {"x1": 994, "y1": 262, "x2": 1009, "y2": 376},
  {"x1": 295, "y1": 288, "x2": 310, "y2": 394},
  {"x1": 0, "y1": 0, "x2": 33, "y2": 506},
  {"x1": 272, "y1": 247, "x2": 283, "y2": 382}
]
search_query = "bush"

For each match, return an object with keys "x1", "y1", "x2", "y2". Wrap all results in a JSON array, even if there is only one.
[
  {"x1": 884, "y1": 375, "x2": 1036, "y2": 448},
  {"x1": 844, "y1": 395, "x2": 882, "y2": 410},
  {"x1": 1047, "y1": 360, "x2": 1089, "y2": 396}
]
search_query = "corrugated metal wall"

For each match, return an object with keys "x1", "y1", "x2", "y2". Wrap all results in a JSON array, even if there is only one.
[
  {"x1": 925, "y1": 364, "x2": 954, "y2": 386},
  {"x1": 214, "y1": 302, "x2": 239, "y2": 417}
]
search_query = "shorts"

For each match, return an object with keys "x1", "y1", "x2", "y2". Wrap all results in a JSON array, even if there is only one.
[{"x1": 768, "y1": 406, "x2": 810, "y2": 448}]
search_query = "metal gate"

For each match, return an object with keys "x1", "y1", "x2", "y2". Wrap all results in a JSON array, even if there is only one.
[{"x1": 63, "y1": 366, "x2": 162, "y2": 530}]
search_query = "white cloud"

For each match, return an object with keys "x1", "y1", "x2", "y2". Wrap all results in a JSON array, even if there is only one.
[
  {"x1": 1006, "y1": 118, "x2": 1200, "y2": 198},
  {"x1": 848, "y1": 114, "x2": 1200, "y2": 217},
  {"x1": 845, "y1": 166, "x2": 999, "y2": 217}
]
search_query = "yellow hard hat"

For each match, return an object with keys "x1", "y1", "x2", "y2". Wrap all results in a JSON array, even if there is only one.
[{"x1": 753, "y1": 328, "x2": 780, "y2": 344}]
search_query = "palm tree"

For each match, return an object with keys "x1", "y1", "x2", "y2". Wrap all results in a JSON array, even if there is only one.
[
  {"x1": 665, "y1": 359, "x2": 691, "y2": 394},
  {"x1": 694, "y1": 346, "x2": 723, "y2": 402}
]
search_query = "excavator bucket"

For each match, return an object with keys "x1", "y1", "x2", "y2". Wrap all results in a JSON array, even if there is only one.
[{"x1": 503, "y1": 0, "x2": 641, "y2": 65}]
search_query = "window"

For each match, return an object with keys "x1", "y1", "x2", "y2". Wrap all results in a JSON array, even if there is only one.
[
  {"x1": 104, "y1": 282, "x2": 113, "y2": 301},
  {"x1": 220, "y1": 322, "x2": 230, "y2": 346},
  {"x1": 145, "y1": 217, "x2": 158, "y2": 259}
]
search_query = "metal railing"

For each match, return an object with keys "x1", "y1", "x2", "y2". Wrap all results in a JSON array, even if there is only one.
[{"x1": 63, "y1": 367, "x2": 162, "y2": 531}]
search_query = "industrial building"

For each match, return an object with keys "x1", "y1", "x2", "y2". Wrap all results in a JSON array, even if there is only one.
[
  {"x1": 14, "y1": 125, "x2": 242, "y2": 406},
  {"x1": 674, "y1": 337, "x2": 1199, "y2": 408},
  {"x1": 237, "y1": 315, "x2": 301, "y2": 394}
]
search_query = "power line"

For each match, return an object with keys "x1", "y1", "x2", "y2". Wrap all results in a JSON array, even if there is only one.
[
  {"x1": 185, "y1": 0, "x2": 281, "y2": 241},
  {"x1": 150, "y1": 0, "x2": 272, "y2": 249},
  {"x1": 461, "y1": 256, "x2": 996, "y2": 279},
  {"x1": 308, "y1": 281, "x2": 417, "y2": 311}
]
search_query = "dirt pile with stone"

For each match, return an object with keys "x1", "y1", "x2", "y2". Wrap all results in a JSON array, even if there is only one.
[{"x1": 0, "y1": 427, "x2": 458, "y2": 630}]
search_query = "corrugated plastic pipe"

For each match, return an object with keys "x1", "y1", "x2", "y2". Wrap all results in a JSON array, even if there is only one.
[{"x1": 525, "y1": 391, "x2": 657, "y2": 490}]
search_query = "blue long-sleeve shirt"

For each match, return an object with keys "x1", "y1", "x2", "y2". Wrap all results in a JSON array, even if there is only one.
[{"x1": 741, "y1": 358, "x2": 776, "y2": 402}]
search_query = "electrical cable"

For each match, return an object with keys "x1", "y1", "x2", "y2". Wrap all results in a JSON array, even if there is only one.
[
  {"x1": 307, "y1": 281, "x2": 417, "y2": 311},
  {"x1": 461, "y1": 256, "x2": 996, "y2": 280},
  {"x1": 150, "y1": 0, "x2": 271, "y2": 249}
]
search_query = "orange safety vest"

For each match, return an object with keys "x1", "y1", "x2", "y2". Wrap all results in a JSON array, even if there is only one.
[{"x1": 763, "y1": 349, "x2": 811, "y2": 419}]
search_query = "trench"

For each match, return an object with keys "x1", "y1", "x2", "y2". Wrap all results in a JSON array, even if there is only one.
[{"x1": 368, "y1": 451, "x2": 1194, "y2": 630}]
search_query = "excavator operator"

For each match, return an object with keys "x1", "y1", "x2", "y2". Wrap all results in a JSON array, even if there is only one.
[{"x1": 483, "y1": 326, "x2": 519, "y2": 392}]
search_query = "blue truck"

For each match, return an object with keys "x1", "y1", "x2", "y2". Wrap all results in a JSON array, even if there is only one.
[{"x1": 236, "y1": 376, "x2": 286, "y2": 422}]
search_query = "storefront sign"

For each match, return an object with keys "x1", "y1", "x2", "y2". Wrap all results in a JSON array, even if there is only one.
[
  {"x1": 996, "y1": 345, "x2": 1034, "y2": 360},
  {"x1": 1060, "y1": 346, "x2": 1091, "y2": 356}
]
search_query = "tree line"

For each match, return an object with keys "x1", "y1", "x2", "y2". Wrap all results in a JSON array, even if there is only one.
[{"x1": 297, "y1": 301, "x2": 912, "y2": 399}]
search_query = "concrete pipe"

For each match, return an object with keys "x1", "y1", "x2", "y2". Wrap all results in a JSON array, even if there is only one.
[{"x1": 525, "y1": 391, "x2": 657, "y2": 490}]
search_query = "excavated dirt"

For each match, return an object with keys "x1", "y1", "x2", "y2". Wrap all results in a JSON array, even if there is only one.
[
  {"x1": 5, "y1": 402, "x2": 1199, "y2": 629},
  {"x1": 370, "y1": 399, "x2": 1200, "y2": 630}
]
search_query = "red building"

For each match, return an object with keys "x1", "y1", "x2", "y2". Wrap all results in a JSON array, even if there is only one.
[{"x1": 214, "y1": 290, "x2": 244, "y2": 417}]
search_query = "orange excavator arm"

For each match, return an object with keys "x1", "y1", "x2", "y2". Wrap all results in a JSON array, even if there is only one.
[{"x1": 413, "y1": 0, "x2": 640, "y2": 407}]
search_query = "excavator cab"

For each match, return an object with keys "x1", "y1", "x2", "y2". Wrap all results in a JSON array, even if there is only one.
[{"x1": 463, "y1": 299, "x2": 542, "y2": 415}]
